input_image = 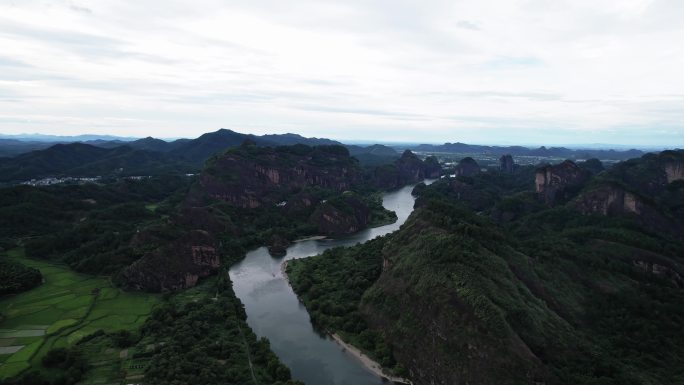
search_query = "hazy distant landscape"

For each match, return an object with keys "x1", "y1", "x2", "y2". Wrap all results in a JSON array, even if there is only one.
[
  {"x1": 1, "y1": 127, "x2": 682, "y2": 385},
  {"x1": 1, "y1": 1, "x2": 684, "y2": 385},
  {"x1": 0, "y1": 129, "x2": 654, "y2": 186}
]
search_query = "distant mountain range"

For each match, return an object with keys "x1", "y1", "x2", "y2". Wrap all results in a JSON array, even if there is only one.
[
  {"x1": 0, "y1": 133, "x2": 138, "y2": 142},
  {"x1": 1, "y1": 128, "x2": 674, "y2": 183},
  {"x1": 408, "y1": 142, "x2": 645, "y2": 160},
  {"x1": 0, "y1": 129, "x2": 399, "y2": 183}
]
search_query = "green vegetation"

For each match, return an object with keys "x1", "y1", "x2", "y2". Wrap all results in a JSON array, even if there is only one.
[
  {"x1": 0, "y1": 142, "x2": 425, "y2": 383},
  {"x1": 140, "y1": 272, "x2": 303, "y2": 385},
  {"x1": 365, "y1": 193, "x2": 398, "y2": 227},
  {"x1": 0, "y1": 175, "x2": 192, "y2": 275},
  {"x1": 0, "y1": 142, "x2": 196, "y2": 183},
  {"x1": 0, "y1": 248, "x2": 160, "y2": 382},
  {"x1": 0, "y1": 259, "x2": 41, "y2": 296},
  {"x1": 288, "y1": 152, "x2": 684, "y2": 385},
  {"x1": 287, "y1": 237, "x2": 399, "y2": 371}
]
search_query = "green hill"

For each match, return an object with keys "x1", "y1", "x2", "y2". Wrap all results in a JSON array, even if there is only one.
[{"x1": 289, "y1": 150, "x2": 684, "y2": 385}]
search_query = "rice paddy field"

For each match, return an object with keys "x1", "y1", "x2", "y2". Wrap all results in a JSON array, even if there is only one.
[{"x1": 0, "y1": 248, "x2": 160, "y2": 381}]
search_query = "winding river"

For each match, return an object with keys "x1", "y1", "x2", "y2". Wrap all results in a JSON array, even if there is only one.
[{"x1": 229, "y1": 181, "x2": 432, "y2": 385}]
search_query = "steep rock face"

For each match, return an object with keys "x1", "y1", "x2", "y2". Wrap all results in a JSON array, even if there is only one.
[
  {"x1": 120, "y1": 144, "x2": 367, "y2": 291},
  {"x1": 309, "y1": 194, "x2": 370, "y2": 235},
  {"x1": 535, "y1": 160, "x2": 589, "y2": 205},
  {"x1": 267, "y1": 234, "x2": 291, "y2": 256},
  {"x1": 605, "y1": 150, "x2": 684, "y2": 197},
  {"x1": 284, "y1": 191, "x2": 320, "y2": 214},
  {"x1": 373, "y1": 150, "x2": 442, "y2": 189},
  {"x1": 121, "y1": 207, "x2": 235, "y2": 291},
  {"x1": 573, "y1": 184, "x2": 645, "y2": 216},
  {"x1": 455, "y1": 157, "x2": 480, "y2": 177},
  {"x1": 499, "y1": 154, "x2": 515, "y2": 173},
  {"x1": 572, "y1": 183, "x2": 684, "y2": 239},
  {"x1": 395, "y1": 150, "x2": 427, "y2": 183},
  {"x1": 665, "y1": 160, "x2": 684, "y2": 183},
  {"x1": 119, "y1": 230, "x2": 220, "y2": 292},
  {"x1": 569, "y1": 150, "x2": 684, "y2": 237},
  {"x1": 423, "y1": 156, "x2": 442, "y2": 178},
  {"x1": 198, "y1": 144, "x2": 361, "y2": 208}
]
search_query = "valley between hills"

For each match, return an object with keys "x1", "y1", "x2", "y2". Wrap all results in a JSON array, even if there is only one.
[{"x1": 0, "y1": 130, "x2": 682, "y2": 385}]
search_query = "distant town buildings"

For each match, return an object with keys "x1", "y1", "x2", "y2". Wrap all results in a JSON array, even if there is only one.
[{"x1": 21, "y1": 176, "x2": 101, "y2": 186}]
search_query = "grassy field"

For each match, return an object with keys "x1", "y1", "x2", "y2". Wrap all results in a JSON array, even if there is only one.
[
  {"x1": 144, "y1": 203, "x2": 158, "y2": 212},
  {"x1": 0, "y1": 248, "x2": 160, "y2": 380}
]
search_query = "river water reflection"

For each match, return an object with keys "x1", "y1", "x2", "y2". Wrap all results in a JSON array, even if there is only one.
[{"x1": 229, "y1": 182, "x2": 432, "y2": 385}]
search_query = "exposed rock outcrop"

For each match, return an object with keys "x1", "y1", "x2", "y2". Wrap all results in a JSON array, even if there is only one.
[
  {"x1": 284, "y1": 191, "x2": 320, "y2": 214},
  {"x1": 267, "y1": 235, "x2": 291, "y2": 257},
  {"x1": 197, "y1": 143, "x2": 361, "y2": 208},
  {"x1": 423, "y1": 156, "x2": 442, "y2": 178},
  {"x1": 535, "y1": 160, "x2": 589, "y2": 206},
  {"x1": 572, "y1": 183, "x2": 684, "y2": 239},
  {"x1": 120, "y1": 144, "x2": 372, "y2": 291},
  {"x1": 573, "y1": 184, "x2": 644, "y2": 216},
  {"x1": 309, "y1": 194, "x2": 370, "y2": 235},
  {"x1": 373, "y1": 150, "x2": 441, "y2": 189},
  {"x1": 119, "y1": 230, "x2": 220, "y2": 292},
  {"x1": 569, "y1": 150, "x2": 684, "y2": 238},
  {"x1": 395, "y1": 150, "x2": 428, "y2": 183},
  {"x1": 499, "y1": 154, "x2": 515, "y2": 173},
  {"x1": 665, "y1": 160, "x2": 684, "y2": 183},
  {"x1": 454, "y1": 157, "x2": 480, "y2": 177}
]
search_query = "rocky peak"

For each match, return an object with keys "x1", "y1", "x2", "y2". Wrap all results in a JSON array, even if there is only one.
[
  {"x1": 499, "y1": 154, "x2": 515, "y2": 173},
  {"x1": 570, "y1": 150, "x2": 684, "y2": 239},
  {"x1": 578, "y1": 158, "x2": 604, "y2": 175},
  {"x1": 455, "y1": 157, "x2": 480, "y2": 177},
  {"x1": 309, "y1": 194, "x2": 371, "y2": 235},
  {"x1": 373, "y1": 150, "x2": 441, "y2": 189},
  {"x1": 423, "y1": 156, "x2": 442, "y2": 178},
  {"x1": 396, "y1": 150, "x2": 424, "y2": 181},
  {"x1": 197, "y1": 145, "x2": 361, "y2": 208},
  {"x1": 665, "y1": 160, "x2": 684, "y2": 183},
  {"x1": 119, "y1": 230, "x2": 221, "y2": 292},
  {"x1": 573, "y1": 184, "x2": 643, "y2": 216},
  {"x1": 535, "y1": 160, "x2": 589, "y2": 206}
]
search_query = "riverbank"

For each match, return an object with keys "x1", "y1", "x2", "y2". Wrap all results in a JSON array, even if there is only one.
[
  {"x1": 329, "y1": 333, "x2": 411, "y2": 385},
  {"x1": 281, "y1": 260, "x2": 411, "y2": 385},
  {"x1": 280, "y1": 260, "x2": 290, "y2": 284},
  {"x1": 294, "y1": 235, "x2": 327, "y2": 242}
]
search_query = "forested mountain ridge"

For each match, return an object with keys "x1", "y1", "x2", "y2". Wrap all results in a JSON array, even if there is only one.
[
  {"x1": 118, "y1": 143, "x2": 433, "y2": 291},
  {"x1": 2, "y1": 128, "x2": 663, "y2": 184},
  {"x1": 0, "y1": 129, "x2": 405, "y2": 183},
  {"x1": 289, "y1": 149, "x2": 684, "y2": 385},
  {"x1": 411, "y1": 142, "x2": 646, "y2": 160},
  {"x1": 0, "y1": 143, "x2": 195, "y2": 182},
  {"x1": 195, "y1": 143, "x2": 361, "y2": 208}
]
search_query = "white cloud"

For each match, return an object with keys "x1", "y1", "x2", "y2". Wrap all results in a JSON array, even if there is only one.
[{"x1": 0, "y1": 0, "x2": 682, "y2": 146}]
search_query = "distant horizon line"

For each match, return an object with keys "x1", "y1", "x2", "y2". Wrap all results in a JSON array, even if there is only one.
[{"x1": 0, "y1": 130, "x2": 678, "y2": 151}]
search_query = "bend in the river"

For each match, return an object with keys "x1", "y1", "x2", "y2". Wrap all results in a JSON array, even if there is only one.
[{"x1": 229, "y1": 181, "x2": 433, "y2": 385}]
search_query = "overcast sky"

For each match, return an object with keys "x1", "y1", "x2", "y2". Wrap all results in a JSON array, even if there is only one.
[{"x1": 1, "y1": 0, "x2": 683, "y2": 145}]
